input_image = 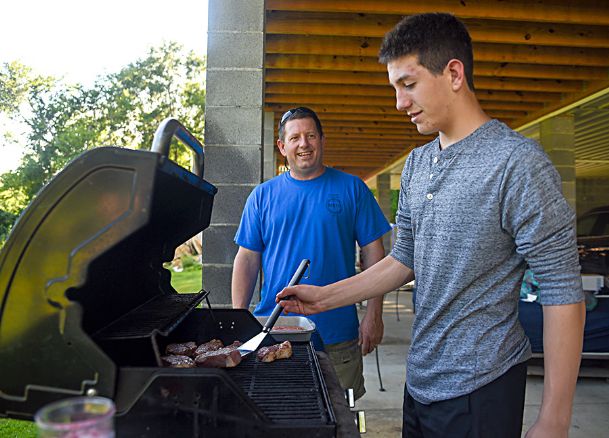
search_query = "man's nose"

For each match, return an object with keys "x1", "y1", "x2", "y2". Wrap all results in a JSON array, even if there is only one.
[{"x1": 395, "y1": 90, "x2": 412, "y2": 112}]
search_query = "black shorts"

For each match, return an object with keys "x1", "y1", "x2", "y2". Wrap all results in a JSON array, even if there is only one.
[{"x1": 402, "y1": 361, "x2": 527, "y2": 438}]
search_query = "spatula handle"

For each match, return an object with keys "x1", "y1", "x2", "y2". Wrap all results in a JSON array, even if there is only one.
[{"x1": 263, "y1": 259, "x2": 310, "y2": 332}]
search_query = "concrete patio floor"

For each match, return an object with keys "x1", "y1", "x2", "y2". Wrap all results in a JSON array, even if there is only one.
[{"x1": 354, "y1": 290, "x2": 609, "y2": 437}]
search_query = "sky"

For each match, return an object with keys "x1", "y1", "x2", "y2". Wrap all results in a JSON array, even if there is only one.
[{"x1": 0, "y1": 0, "x2": 209, "y2": 173}]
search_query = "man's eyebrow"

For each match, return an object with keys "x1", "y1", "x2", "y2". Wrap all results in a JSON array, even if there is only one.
[{"x1": 394, "y1": 73, "x2": 413, "y2": 84}]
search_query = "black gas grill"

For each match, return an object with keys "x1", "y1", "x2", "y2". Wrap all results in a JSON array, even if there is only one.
[{"x1": 0, "y1": 119, "x2": 337, "y2": 437}]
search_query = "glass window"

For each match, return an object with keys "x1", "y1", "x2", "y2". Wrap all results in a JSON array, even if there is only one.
[{"x1": 577, "y1": 214, "x2": 598, "y2": 237}]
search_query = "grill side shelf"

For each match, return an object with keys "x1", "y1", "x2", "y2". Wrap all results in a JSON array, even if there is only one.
[{"x1": 93, "y1": 291, "x2": 208, "y2": 340}]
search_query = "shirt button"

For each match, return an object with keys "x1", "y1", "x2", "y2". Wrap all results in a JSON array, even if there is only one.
[
  {"x1": 429, "y1": 173, "x2": 434, "y2": 179},
  {"x1": 433, "y1": 157, "x2": 438, "y2": 164},
  {"x1": 426, "y1": 193, "x2": 433, "y2": 200}
]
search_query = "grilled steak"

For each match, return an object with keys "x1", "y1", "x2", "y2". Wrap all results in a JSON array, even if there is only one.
[
  {"x1": 165, "y1": 341, "x2": 197, "y2": 357},
  {"x1": 194, "y1": 338, "x2": 224, "y2": 356},
  {"x1": 256, "y1": 341, "x2": 292, "y2": 363},
  {"x1": 161, "y1": 354, "x2": 196, "y2": 368},
  {"x1": 195, "y1": 341, "x2": 243, "y2": 368}
]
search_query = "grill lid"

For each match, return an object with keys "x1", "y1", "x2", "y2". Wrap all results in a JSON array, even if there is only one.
[{"x1": 0, "y1": 120, "x2": 216, "y2": 410}]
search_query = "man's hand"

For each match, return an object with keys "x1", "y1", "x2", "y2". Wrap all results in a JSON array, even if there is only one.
[
  {"x1": 525, "y1": 417, "x2": 569, "y2": 438},
  {"x1": 276, "y1": 284, "x2": 326, "y2": 315},
  {"x1": 357, "y1": 237, "x2": 386, "y2": 355},
  {"x1": 359, "y1": 311, "x2": 384, "y2": 355}
]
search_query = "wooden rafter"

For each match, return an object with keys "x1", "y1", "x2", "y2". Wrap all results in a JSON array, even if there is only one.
[{"x1": 264, "y1": 1, "x2": 609, "y2": 179}]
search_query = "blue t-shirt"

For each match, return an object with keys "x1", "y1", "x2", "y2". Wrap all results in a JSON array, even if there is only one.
[{"x1": 235, "y1": 167, "x2": 391, "y2": 345}]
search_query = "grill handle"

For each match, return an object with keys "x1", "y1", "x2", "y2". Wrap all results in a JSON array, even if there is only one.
[
  {"x1": 151, "y1": 118, "x2": 205, "y2": 177},
  {"x1": 263, "y1": 259, "x2": 310, "y2": 333}
]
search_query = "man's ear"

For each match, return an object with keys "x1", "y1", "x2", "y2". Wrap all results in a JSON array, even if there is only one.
[
  {"x1": 446, "y1": 59, "x2": 465, "y2": 91},
  {"x1": 277, "y1": 139, "x2": 288, "y2": 157}
]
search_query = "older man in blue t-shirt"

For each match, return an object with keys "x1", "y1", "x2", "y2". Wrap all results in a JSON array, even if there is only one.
[{"x1": 232, "y1": 107, "x2": 391, "y2": 400}]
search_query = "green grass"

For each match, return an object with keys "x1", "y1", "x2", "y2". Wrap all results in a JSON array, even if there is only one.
[
  {"x1": 170, "y1": 266, "x2": 202, "y2": 293},
  {"x1": 0, "y1": 418, "x2": 37, "y2": 437}
]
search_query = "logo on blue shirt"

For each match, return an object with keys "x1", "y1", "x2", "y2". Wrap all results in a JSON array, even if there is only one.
[{"x1": 326, "y1": 195, "x2": 343, "y2": 215}]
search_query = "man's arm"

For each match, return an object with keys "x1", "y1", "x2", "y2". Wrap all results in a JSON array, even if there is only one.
[
  {"x1": 231, "y1": 246, "x2": 262, "y2": 309},
  {"x1": 358, "y1": 238, "x2": 386, "y2": 355},
  {"x1": 526, "y1": 301, "x2": 585, "y2": 438},
  {"x1": 278, "y1": 255, "x2": 414, "y2": 315}
]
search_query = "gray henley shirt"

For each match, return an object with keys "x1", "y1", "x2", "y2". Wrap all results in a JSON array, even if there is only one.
[{"x1": 390, "y1": 119, "x2": 584, "y2": 404}]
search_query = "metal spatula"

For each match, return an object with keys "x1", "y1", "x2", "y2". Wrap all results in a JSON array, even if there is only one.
[{"x1": 238, "y1": 259, "x2": 310, "y2": 357}]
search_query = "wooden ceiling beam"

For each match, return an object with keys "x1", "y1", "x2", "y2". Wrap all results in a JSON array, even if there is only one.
[
  {"x1": 326, "y1": 152, "x2": 399, "y2": 158},
  {"x1": 325, "y1": 158, "x2": 399, "y2": 166},
  {"x1": 324, "y1": 127, "x2": 420, "y2": 135},
  {"x1": 325, "y1": 134, "x2": 421, "y2": 140},
  {"x1": 265, "y1": 93, "x2": 544, "y2": 111},
  {"x1": 265, "y1": 103, "x2": 525, "y2": 119},
  {"x1": 274, "y1": 111, "x2": 411, "y2": 123},
  {"x1": 266, "y1": 11, "x2": 609, "y2": 49},
  {"x1": 325, "y1": 145, "x2": 410, "y2": 151},
  {"x1": 320, "y1": 119, "x2": 419, "y2": 128},
  {"x1": 324, "y1": 128, "x2": 418, "y2": 136},
  {"x1": 325, "y1": 128, "x2": 419, "y2": 136},
  {"x1": 265, "y1": 0, "x2": 609, "y2": 26},
  {"x1": 325, "y1": 138, "x2": 416, "y2": 145},
  {"x1": 265, "y1": 69, "x2": 585, "y2": 93},
  {"x1": 327, "y1": 145, "x2": 424, "y2": 151},
  {"x1": 326, "y1": 155, "x2": 403, "y2": 160},
  {"x1": 512, "y1": 79, "x2": 609, "y2": 128},
  {"x1": 266, "y1": 69, "x2": 390, "y2": 85},
  {"x1": 326, "y1": 137, "x2": 423, "y2": 143},
  {"x1": 328, "y1": 137, "x2": 409, "y2": 144},
  {"x1": 266, "y1": 35, "x2": 609, "y2": 67},
  {"x1": 265, "y1": 84, "x2": 563, "y2": 103},
  {"x1": 266, "y1": 55, "x2": 609, "y2": 80}
]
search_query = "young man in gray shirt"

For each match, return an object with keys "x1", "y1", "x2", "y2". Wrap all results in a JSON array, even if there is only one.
[{"x1": 278, "y1": 13, "x2": 585, "y2": 438}]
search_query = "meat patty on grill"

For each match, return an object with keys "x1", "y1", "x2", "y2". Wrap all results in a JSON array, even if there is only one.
[
  {"x1": 194, "y1": 338, "x2": 224, "y2": 356},
  {"x1": 256, "y1": 341, "x2": 292, "y2": 363},
  {"x1": 195, "y1": 340, "x2": 243, "y2": 368},
  {"x1": 165, "y1": 341, "x2": 197, "y2": 357},
  {"x1": 161, "y1": 354, "x2": 196, "y2": 368}
]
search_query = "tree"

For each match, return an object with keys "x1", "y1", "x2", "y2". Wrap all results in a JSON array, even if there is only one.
[{"x1": 0, "y1": 42, "x2": 206, "y2": 246}]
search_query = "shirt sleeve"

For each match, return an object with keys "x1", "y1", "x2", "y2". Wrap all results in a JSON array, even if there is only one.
[
  {"x1": 499, "y1": 142, "x2": 583, "y2": 305},
  {"x1": 354, "y1": 180, "x2": 392, "y2": 248},
  {"x1": 389, "y1": 155, "x2": 415, "y2": 270},
  {"x1": 234, "y1": 188, "x2": 265, "y2": 252}
]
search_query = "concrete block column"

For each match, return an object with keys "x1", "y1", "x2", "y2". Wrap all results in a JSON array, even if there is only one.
[
  {"x1": 539, "y1": 114, "x2": 577, "y2": 210},
  {"x1": 375, "y1": 173, "x2": 393, "y2": 255},
  {"x1": 202, "y1": 0, "x2": 265, "y2": 304},
  {"x1": 263, "y1": 111, "x2": 276, "y2": 181}
]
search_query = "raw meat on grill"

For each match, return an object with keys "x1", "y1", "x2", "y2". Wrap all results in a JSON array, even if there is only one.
[
  {"x1": 195, "y1": 341, "x2": 243, "y2": 368},
  {"x1": 194, "y1": 338, "x2": 224, "y2": 356},
  {"x1": 256, "y1": 341, "x2": 292, "y2": 363},
  {"x1": 161, "y1": 354, "x2": 196, "y2": 368},
  {"x1": 165, "y1": 341, "x2": 197, "y2": 357}
]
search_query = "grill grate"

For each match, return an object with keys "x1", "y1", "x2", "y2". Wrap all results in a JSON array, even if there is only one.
[
  {"x1": 227, "y1": 344, "x2": 331, "y2": 424},
  {"x1": 94, "y1": 292, "x2": 207, "y2": 340}
]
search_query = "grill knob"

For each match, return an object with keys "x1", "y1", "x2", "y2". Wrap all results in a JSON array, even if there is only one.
[{"x1": 86, "y1": 388, "x2": 98, "y2": 397}]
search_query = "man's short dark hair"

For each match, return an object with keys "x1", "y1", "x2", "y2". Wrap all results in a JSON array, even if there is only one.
[
  {"x1": 278, "y1": 107, "x2": 324, "y2": 141},
  {"x1": 379, "y1": 13, "x2": 475, "y2": 91}
]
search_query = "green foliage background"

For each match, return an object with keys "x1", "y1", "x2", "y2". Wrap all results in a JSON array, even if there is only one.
[{"x1": 0, "y1": 42, "x2": 206, "y2": 247}]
